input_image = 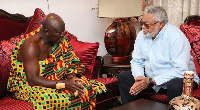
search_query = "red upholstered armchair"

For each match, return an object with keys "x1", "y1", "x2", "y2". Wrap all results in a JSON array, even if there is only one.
[
  {"x1": 142, "y1": 15, "x2": 200, "y2": 104},
  {"x1": 0, "y1": 8, "x2": 119, "y2": 110}
]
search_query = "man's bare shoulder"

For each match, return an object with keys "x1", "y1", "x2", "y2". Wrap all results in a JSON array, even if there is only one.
[
  {"x1": 23, "y1": 35, "x2": 40, "y2": 47},
  {"x1": 18, "y1": 35, "x2": 40, "y2": 62}
]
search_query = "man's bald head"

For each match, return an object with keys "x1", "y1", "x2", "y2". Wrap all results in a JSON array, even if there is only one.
[
  {"x1": 42, "y1": 13, "x2": 65, "y2": 31},
  {"x1": 41, "y1": 13, "x2": 65, "y2": 46}
]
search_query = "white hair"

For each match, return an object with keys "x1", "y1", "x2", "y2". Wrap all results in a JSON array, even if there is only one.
[{"x1": 144, "y1": 6, "x2": 168, "y2": 24}]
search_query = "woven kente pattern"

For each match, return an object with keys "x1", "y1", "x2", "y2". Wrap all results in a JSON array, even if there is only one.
[{"x1": 7, "y1": 28, "x2": 106, "y2": 110}]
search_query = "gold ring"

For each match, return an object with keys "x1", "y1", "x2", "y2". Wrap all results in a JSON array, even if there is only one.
[{"x1": 74, "y1": 90, "x2": 79, "y2": 96}]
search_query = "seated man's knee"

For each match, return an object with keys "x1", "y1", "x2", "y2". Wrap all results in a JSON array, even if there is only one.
[
  {"x1": 118, "y1": 71, "x2": 131, "y2": 81},
  {"x1": 167, "y1": 78, "x2": 183, "y2": 99},
  {"x1": 167, "y1": 78, "x2": 183, "y2": 89}
]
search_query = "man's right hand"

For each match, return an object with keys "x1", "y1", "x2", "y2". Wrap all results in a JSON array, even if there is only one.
[{"x1": 64, "y1": 77, "x2": 86, "y2": 96}]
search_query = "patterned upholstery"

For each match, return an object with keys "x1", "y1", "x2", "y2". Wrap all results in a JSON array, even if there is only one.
[
  {"x1": 24, "y1": 8, "x2": 45, "y2": 34},
  {"x1": 0, "y1": 96, "x2": 33, "y2": 110},
  {"x1": 180, "y1": 24, "x2": 200, "y2": 100},
  {"x1": 180, "y1": 24, "x2": 200, "y2": 78}
]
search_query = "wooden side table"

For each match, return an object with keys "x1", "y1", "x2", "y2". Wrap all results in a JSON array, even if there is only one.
[{"x1": 102, "y1": 54, "x2": 131, "y2": 77}]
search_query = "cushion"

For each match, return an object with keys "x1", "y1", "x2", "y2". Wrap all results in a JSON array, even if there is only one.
[
  {"x1": 180, "y1": 24, "x2": 200, "y2": 78},
  {"x1": 65, "y1": 31, "x2": 99, "y2": 79},
  {"x1": 24, "y1": 8, "x2": 45, "y2": 34},
  {"x1": 0, "y1": 35, "x2": 24, "y2": 98}
]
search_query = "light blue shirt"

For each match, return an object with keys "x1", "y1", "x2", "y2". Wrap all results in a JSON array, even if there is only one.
[{"x1": 131, "y1": 23, "x2": 199, "y2": 92}]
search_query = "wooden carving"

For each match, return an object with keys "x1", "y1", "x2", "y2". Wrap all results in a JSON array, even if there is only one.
[
  {"x1": 184, "y1": 15, "x2": 200, "y2": 25},
  {"x1": 0, "y1": 9, "x2": 32, "y2": 22}
]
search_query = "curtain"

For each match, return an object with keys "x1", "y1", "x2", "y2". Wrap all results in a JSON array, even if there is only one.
[{"x1": 151, "y1": 0, "x2": 200, "y2": 27}]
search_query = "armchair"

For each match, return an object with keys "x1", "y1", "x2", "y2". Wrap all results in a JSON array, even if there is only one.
[{"x1": 0, "y1": 8, "x2": 119, "y2": 110}]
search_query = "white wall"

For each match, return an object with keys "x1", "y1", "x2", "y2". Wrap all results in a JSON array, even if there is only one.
[{"x1": 0, "y1": 0, "x2": 140, "y2": 56}]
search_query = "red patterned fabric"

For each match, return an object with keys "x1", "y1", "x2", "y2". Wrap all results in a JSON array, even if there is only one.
[
  {"x1": 24, "y1": 8, "x2": 45, "y2": 34},
  {"x1": 0, "y1": 35, "x2": 24, "y2": 98},
  {"x1": 0, "y1": 96, "x2": 33, "y2": 110},
  {"x1": 180, "y1": 24, "x2": 200, "y2": 101},
  {"x1": 65, "y1": 31, "x2": 100, "y2": 79},
  {"x1": 180, "y1": 24, "x2": 200, "y2": 78}
]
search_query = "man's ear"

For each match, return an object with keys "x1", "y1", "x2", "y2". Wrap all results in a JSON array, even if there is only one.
[
  {"x1": 45, "y1": 29, "x2": 48, "y2": 35},
  {"x1": 159, "y1": 22, "x2": 165, "y2": 29}
]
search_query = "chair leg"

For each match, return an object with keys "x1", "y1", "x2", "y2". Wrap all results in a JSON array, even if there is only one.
[{"x1": 112, "y1": 98, "x2": 122, "y2": 108}]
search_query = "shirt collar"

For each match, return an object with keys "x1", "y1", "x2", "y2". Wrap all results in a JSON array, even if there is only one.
[
  {"x1": 153, "y1": 22, "x2": 169, "y2": 40},
  {"x1": 159, "y1": 22, "x2": 169, "y2": 35}
]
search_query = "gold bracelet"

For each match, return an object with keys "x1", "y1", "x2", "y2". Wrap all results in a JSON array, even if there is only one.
[{"x1": 56, "y1": 80, "x2": 65, "y2": 89}]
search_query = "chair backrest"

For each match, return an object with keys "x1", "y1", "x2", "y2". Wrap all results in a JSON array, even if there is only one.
[
  {"x1": 0, "y1": 9, "x2": 31, "y2": 41},
  {"x1": 184, "y1": 15, "x2": 200, "y2": 26},
  {"x1": 181, "y1": 15, "x2": 200, "y2": 78}
]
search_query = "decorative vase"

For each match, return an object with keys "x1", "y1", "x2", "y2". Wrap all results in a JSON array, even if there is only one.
[
  {"x1": 104, "y1": 18, "x2": 136, "y2": 62},
  {"x1": 169, "y1": 71, "x2": 200, "y2": 110}
]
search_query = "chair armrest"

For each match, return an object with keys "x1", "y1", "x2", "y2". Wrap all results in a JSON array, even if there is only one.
[{"x1": 95, "y1": 56, "x2": 104, "y2": 78}]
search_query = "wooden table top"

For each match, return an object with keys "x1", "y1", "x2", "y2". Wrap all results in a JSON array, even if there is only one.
[
  {"x1": 110, "y1": 98, "x2": 168, "y2": 110},
  {"x1": 103, "y1": 54, "x2": 131, "y2": 68}
]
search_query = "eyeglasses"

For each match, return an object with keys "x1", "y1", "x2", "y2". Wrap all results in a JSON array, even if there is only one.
[{"x1": 139, "y1": 20, "x2": 160, "y2": 29}]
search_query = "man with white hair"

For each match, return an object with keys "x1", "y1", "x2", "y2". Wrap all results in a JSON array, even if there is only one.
[{"x1": 118, "y1": 6, "x2": 199, "y2": 104}]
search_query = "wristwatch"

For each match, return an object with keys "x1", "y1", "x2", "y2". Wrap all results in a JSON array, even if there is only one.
[{"x1": 149, "y1": 78, "x2": 154, "y2": 87}]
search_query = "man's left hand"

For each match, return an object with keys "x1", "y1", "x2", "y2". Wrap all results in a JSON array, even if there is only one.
[{"x1": 129, "y1": 76, "x2": 149, "y2": 95}]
